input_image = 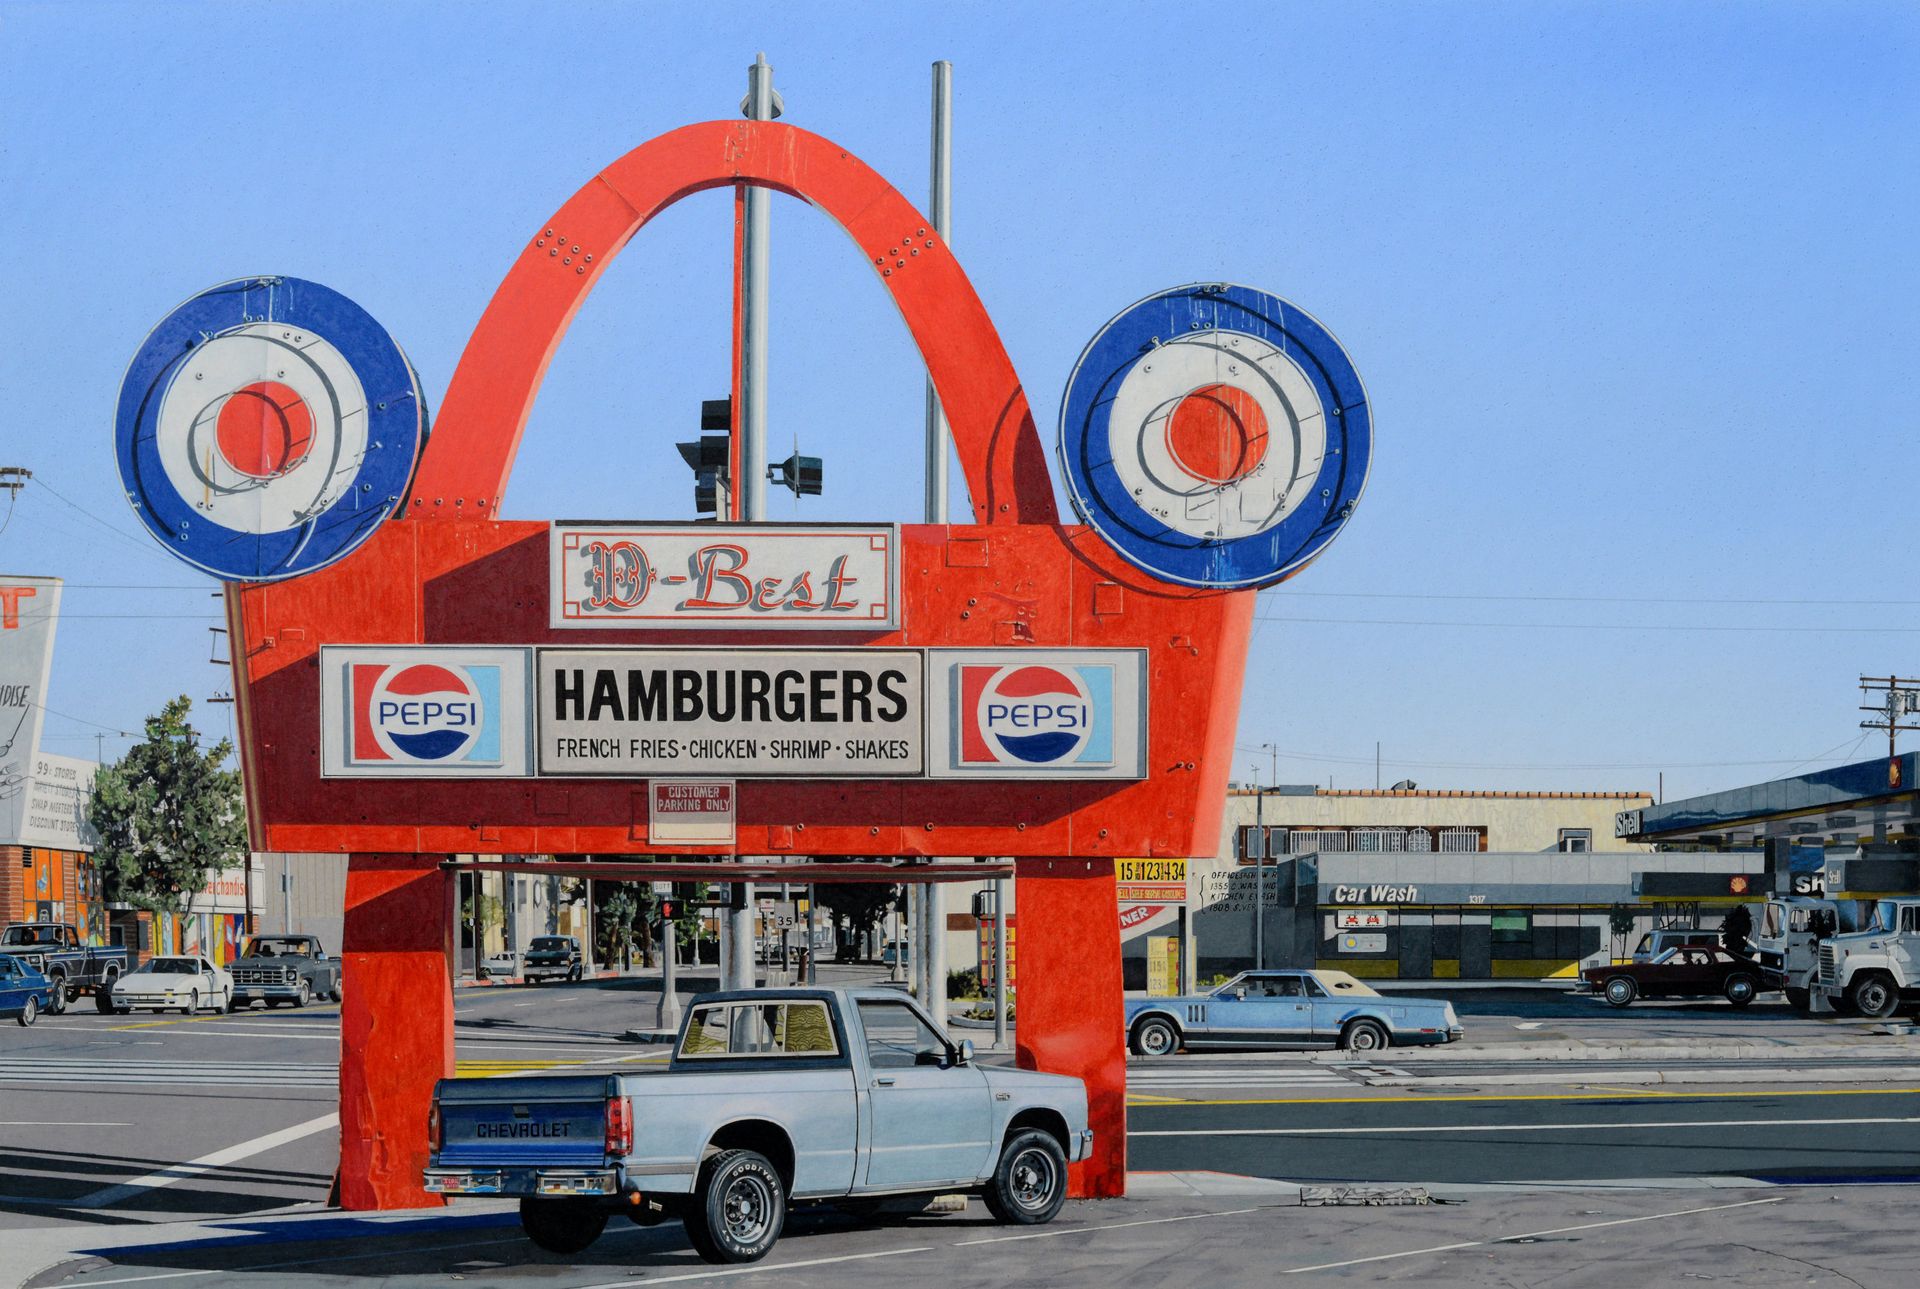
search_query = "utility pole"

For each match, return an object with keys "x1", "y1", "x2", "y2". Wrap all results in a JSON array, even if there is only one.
[
  {"x1": 1860, "y1": 675, "x2": 1920, "y2": 790},
  {"x1": 1251, "y1": 766, "x2": 1265, "y2": 970}
]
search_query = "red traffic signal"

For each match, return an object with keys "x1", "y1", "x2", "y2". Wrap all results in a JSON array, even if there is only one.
[{"x1": 657, "y1": 899, "x2": 678, "y2": 921}]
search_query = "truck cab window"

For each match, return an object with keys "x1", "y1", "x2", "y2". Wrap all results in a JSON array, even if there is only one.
[{"x1": 857, "y1": 1000, "x2": 948, "y2": 1069}]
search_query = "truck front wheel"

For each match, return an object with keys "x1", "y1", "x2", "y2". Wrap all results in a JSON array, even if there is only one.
[
  {"x1": 518, "y1": 1197, "x2": 607, "y2": 1255},
  {"x1": 684, "y1": 1148, "x2": 786, "y2": 1264},
  {"x1": 1848, "y1": 972, "x2": 1900, "y2": 1020},
  {"x1": 1784, "y1": 988, "x2": 1813, "y2": 1015},
  {"x1": 45, "y1": 975, "x2": 67, "y2": 1015},
  {"x1": 983, "y1": 1129, "x2": 1068, "y2": 1225}
]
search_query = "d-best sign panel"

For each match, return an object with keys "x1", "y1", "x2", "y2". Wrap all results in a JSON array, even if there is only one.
[
  {"x1": 319, "y1": 646, "x2": 534, "y2": 778},
  {"x1": 549, "y1": 523, "x2": 898, "y2": 630},
  {"x1": 924, "y1": 649, "x2": 1147, "y2": 780},
  {"x1": 536, "y1": 648, "x2": 924, "y2": 777}
]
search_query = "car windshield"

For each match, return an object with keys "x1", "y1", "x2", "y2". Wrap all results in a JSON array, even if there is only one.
[
  {"x1": 1868, "y1": 901, "x2": 1899, "y2": 934},
  {"x1": 531, "y1": 938, "x2": 567, "y2": 950},
  {"x1": 0, "y1": 927, "x2": 55, "y2": 946},
  {"x1": 1762, "y1": 903, "x2": 1785, "y2": 938},
  {"x1": 247, "y1": 940, "x2": 304, "y2": 957},
  {"x1": 142, "y1": 958, "x2": 197, "y2": 974},
  {"x1": 1650, "y1": 948, "x2": 1684, "y2": 965}
]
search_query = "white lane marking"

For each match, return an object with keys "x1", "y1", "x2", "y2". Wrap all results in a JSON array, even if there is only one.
[
  {"x1": 1514, "y1": 1022, "x2": 1545, "y2": 1030},
  {"x1": 1133, "y1": 1115, "x2": 1920, "y2": 1137},
  {"x1": 74, "y1": 1112, "x2": 339, "y2": 1209},
  {"x1": 954, "y1": 1205, "x2": 1269, "y2": 1246},
  {"x1": 574, "y1": 1246, "x2": 934, "y2": 1288},
  {"x1": 0, "y1": 1121, "x2": 132, "y2": 1126},
  {"x1": 1280, "y1": 1195, "x2": 1784, "y2": 1273}
]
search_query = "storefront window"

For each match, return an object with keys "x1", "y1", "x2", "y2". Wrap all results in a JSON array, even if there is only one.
[{"x1": 1492, "y1": 910, "x2": 1532, "y2": 958}]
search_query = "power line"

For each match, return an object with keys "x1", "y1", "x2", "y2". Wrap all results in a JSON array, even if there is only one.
[
  {"x1": 33, "y1": 701, "x2": 137, "y2": 736},
  {"x1": 1253, "y1": 611, "x2": 1920, "y2": 634},
  {"x1": 1230, "y1": 738, "x2": 1874, "y2": 773},
  {"x1": 27, "y1": 476, "x2": 181, "y2": 567},
  {"x1": 1261, "y1": 588, "x2": 1920, "y2": 608}
]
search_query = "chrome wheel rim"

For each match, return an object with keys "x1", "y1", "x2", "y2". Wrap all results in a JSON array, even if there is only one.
[
  {"x1": 721, "y1": 1172, "x2": 774, "y2": 1246},
  {"x1": 1009, "y1": 1147, "x2": 1057, "y2": 1211},
  {"x1": 1352, "y1": 1026, "x2": 1381, "y2": 1050},
  {"x1": 1607, "y1": 980, "x2": 1631, "y2": 1003},
  {"x1": 1142, "y1": 1024, "x2": 1172, "y2": 1055},
  {"x1": 1730, "y1": 980, "x2": 1753, "y2": 1001}
]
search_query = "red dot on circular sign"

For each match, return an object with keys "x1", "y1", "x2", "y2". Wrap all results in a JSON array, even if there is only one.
[
  {"x1": 215, "y1": 381, "x2": 314, "y2": 479},
  {"x1": 1166, "y1": 383, "x2": 1268, "y2": 484}
]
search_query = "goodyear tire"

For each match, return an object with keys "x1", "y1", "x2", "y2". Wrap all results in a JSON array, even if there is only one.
[
  {"x1": 1848, "y1": 973, "x2": 1899, "y2": 1020},
  {"x1": 16, "y1": 996, "x2": 36, "y2": 1027},
  {"x1": 45, "y1": 975, "x2": 67, "y2": 1016},
  {"x1": 1724, "y1": 974, "x2": 1758, "y2": 1008},
  {"x1": 1340, "y1": 1019, "x2": 1389, "y2": 1052},
  {"x1": 1130, "y1": 1016, "x2": 1180, "y2": 1057},
  {"x1": 1604, "y1": 976, "x2": 1637, "y2": 1008},
  {"x1": 684, "y1": 1148, "x2": 786, "y2": 1264},
  {"x1": 983, "y1": 1129, "x2": 1067, "y2": 1226},
  {"x1": 518, "y1": 1197, "x2": 607, "y2": 1255}
]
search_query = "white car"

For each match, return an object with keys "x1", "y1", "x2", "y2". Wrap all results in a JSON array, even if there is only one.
[
  {"x1": 111, "y1": 955, "x2": 233, "y2": 1014},
  {"x1": 478, "y1": 950, "x2": 519, "y2": 981}
]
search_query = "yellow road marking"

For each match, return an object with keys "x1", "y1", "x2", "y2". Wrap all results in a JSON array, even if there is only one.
[{"x1": 1127, "y1": 1085, "x2": 1920, "y2": 1108}]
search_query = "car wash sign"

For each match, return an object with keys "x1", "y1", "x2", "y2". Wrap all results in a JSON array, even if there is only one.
[{"x1": 537, "y1": 648, "x2": 923, "y2": 777}]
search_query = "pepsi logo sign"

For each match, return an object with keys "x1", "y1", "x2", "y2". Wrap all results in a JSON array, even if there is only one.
[
  {"x1": 322, "y1": 647, "x2": 532, "y2": 779},
  {"x1": 931, "y1": 649, "x2": 1147, "y2": 781},
  {"x1": 352, "y1": 663, "x2": 497, "y2": 766},
  {"x1": 961, "y1": 665, "x2": 1108, "y2": 768}
]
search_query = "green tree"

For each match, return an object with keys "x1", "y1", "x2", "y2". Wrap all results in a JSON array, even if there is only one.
[
  {"x1": 1721, "y1": 903, "x2": 1755, "y2": 959},
  {"x1": 89, "y1": 696, "x2": 244, "y2": 914},
  {"x1": 1607, "y1": 905, "x2": 1637, "y2": 963},
  {"x1": 813, "y1": 882, "x2": 900, "y2": 961}
]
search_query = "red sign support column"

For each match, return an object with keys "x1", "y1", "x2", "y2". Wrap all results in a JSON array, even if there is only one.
[
  {"x1": 1013, "y1": 858, "x2": 1126, "y2": 1197},
  {"x1": 338, "y1": 852, "x2": 454, "y2": 1210}
]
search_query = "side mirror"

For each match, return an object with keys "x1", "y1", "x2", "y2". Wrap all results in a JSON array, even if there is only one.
[{"x1": 956, "y1": 1039, "x2": 975, "y2": 1067}]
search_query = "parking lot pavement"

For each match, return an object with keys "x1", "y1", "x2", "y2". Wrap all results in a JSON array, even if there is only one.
[{"x1": 7, "y1": 1183, "x2": 1913, "y2": 1288}]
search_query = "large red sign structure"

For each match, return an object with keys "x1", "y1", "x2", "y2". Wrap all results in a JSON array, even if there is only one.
[{"x1": 114, "y1": 116, "x2": 1371, "y2": 1210}]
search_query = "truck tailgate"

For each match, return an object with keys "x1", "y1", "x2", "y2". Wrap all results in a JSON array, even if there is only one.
[{"x1": 436, "y1": 1075, "x2": 612, "y2": 1168}]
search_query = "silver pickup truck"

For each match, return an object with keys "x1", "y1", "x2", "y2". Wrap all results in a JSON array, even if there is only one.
[{"x1": 425, "y1": 986, "x2": 1092, "y2": 1264}]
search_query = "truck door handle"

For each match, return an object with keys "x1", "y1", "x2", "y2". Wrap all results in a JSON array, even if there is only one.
[{"x1": 874, "y1": 1077, "x2": 896, "y2": 1086}]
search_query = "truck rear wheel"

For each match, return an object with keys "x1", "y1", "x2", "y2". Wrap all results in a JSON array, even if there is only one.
[
  {"x1": 518, "y1": 1197, "x2": 607, "y2": 1254},
  {"x1": 983, "y1": 1128, "x2": 1067, "y2": 1225},
  {"x1": 684, "y1": 1148, "x2": 786, "y2": 1264},
  {"x1": 1848, "y1": 972, "x2": 1899, "y2": 1020}
]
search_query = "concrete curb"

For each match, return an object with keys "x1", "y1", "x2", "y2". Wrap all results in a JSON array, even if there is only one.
[
  {"x1": 1307, "y1": 1041, "x2": 1920, "y2": 1065},
  {"x1": 1365, "y1": 1064, "x2": 1920, "y2": 1088}
]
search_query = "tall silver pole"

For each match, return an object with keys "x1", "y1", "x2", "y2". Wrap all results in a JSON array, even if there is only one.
[
  {"x1": 923, "y1": 60, "x2": 953, "y2": 523},
  {"x1": 993, "y1": 877, "x2": 1008, "y2": 1049},
  {"x1": 739, "y1": 53, "x2": 774, "y2": 523},
  {"x1": 1253, "y1": 781, "x2": 1265, "y2": 970}
]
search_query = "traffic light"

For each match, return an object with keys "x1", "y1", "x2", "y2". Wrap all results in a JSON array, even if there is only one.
[
  {"x1": 676, "y1": 398, "x2": 733, "y2": 517},
  {"x1": 657, "y1": 898, "x2": 678, "y2": 922},
  {"x1": 771, "y1": 452, "x2": 823, "y2": 498}
]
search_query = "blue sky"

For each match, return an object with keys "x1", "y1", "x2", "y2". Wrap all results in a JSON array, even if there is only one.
[{"x1": 2, "y1": 1, "x2": 1915, "y2": 803}]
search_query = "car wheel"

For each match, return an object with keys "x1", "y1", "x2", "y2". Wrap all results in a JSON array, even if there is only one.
[
  {"x1": 1604, "y1": 976, "x2": 1637, "y2": 1007},
  {"x1": 186, "y1": 989, "x2": 199, "y2": 1015},
  {"x1": 1130, "y1": 1016, "x2": 1180, "y2": 1057},
  {"x1": 45, "y1": 976, "x2": 67, "y2": 1016},
  {"x1": 1341, "y1": 1019, "x2": 1390, "y2": 1053},
  {"x1": 1724, "y1": 974, "x2": 1758, "y2": 1008},
  {"x1": 16, "y1": 996, "x2": 36, "y2": 1027},
  {"x1": 983, "y1": 1129, "x2": 1068, "y2": 1226},
  {"x1": 570, "y1": 965, "x2": 583, "y2": 982},
  {"x1": 294, "y1": 980, "x2": 311, "y2": 1009},
  {"x1": 1784, "y1": 988, "x2": 1813, "y2": 1015},
  {"x1": 94, "y1": 989, "x2": 119, "y2": 1015},
  {"x1": 329, "y1": 984, "x2": 343, "y2": 1003},
  {"x1": 221, "y1": 987, "x2": 234, "y2": 1014},
  {"x1": 1848, "y1": 972, "x2": 1899, "y2": 1020},
  {"x1": 518, "y1": 1197, "x2": 608, "y2": 1255},
  {"x1": 684, "y1": 1148, "x2": 786, "y2": 1264}
]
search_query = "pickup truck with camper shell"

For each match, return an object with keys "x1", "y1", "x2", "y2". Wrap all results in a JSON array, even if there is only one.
[
  {"x1": 230, "y1": 935, "x2": 342, "y2": 1008},
  {"x1": 424, "y1": 986, "x2": 1091, "y2": 1264},
  {"x1": 1815, "y1": 898, "x2": 1920, "y2": 1019},
  {"x1": 0, "y1": 923, "x2": 129, "y2": 1014}
]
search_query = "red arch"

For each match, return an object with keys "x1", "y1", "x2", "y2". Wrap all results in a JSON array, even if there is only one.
[{"x1": 412, "y1": 119, "x2": 1057, "y2": 525}]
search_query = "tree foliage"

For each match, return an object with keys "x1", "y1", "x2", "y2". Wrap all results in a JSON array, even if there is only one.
[
  {"x1": 1721, "y1": 903, "x2": 1755, "y2": 958},
  {"x1": 89, "y1": 696, "x2": 245, "y2": 914},
  {"x1": 814, "y1": 882, "x2": 900, "y2": 955}
]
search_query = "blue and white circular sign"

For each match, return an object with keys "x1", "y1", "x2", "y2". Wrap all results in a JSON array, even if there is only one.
[
  {"x1": 1058, "y1": 283, "x2": 1372, "y2": 589},
  {"x1": 115, "y1": 277, "x2": 425, "y2": 582}
]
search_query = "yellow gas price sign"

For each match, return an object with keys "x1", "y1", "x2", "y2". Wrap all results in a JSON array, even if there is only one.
[{"x1": 1116, "y1": 858, "x2": 1187, "y2": 904}]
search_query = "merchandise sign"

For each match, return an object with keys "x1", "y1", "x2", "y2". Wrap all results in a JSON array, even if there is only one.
[
  {"x1": 1335, "y1": 909, "x2": 1395, "y2": 930},
  {"x1": 925, "y1": 649, "x2": 1147, "y2": 780},
  {"x1": 649, "y1": 779, "x2": 736, "y2": 845},
  {"x1": 320, "y1": 646, "x2": 534, "y2": 778},
  {"x1": 0, "y1": 576, "x2": 61, "y2": 847},
  {"x1": 11, "y1": 754, "x2": 100, "y2": 851},
  {"x1": 1339, "y1": 933, "x2": 1387, "y2": 953},
  {"x1": 1117, "y1": 857, "x2": 1187, "y2": 904},
  {"x1": 550, "y1": 524, "x2": 897, "y2": 630},
  {"x1": 537, "y1": 648, "x2": 923, "y2": 777}
]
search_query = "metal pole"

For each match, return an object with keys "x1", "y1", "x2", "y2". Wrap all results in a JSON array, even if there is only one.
[
  {"x1": 805, "y1": 883, "x2": 818, "y2": 984},
  {"x1": 923, "y1": 60, "x2": 953, "y2": 523},
  {"x1": 283, "y1": 853, "x2": 293, "y2": 935},
  {"x1": 928, "y1": 880, "x2": 948, "y2": 1025},
  {"x1": 993, "y1": 878, "x2": 1008, "y2": 1049},
  {"x1": 1254, "y1": 779, "x2": 1265, "y2": 970},
  {"x1": 738, "y1": 53, "x2": 774, "y2": 522},
  {"x1": 657, "y1": 911, "x2": 682, "y2": 1031}
]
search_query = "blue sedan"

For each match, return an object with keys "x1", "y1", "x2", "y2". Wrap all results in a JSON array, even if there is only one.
[
  {"x1": 1124, "y1": 969, "x2": 1463, "y2": 1055},
  {"x1": 0, "y1": 953, "x2": 54, "y2": 1027}
]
